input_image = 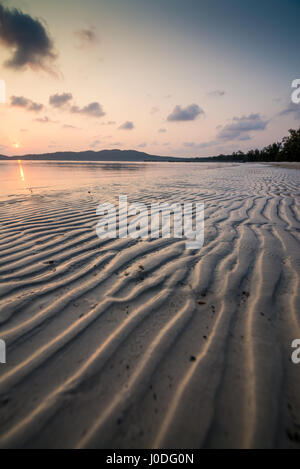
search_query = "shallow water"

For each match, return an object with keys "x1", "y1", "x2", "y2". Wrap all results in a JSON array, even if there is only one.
[{"x1": 0, "y1": 160, "x2": 243, "y2": 200}]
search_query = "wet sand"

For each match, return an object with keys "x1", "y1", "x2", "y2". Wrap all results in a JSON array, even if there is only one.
[{"x1": 0, "y1": 162, "x2": 299, "y2": 448}]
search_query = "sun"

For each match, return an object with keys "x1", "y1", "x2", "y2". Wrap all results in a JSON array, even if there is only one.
[{"x1": 13, "y1": 142, "x2": 20, "y2": 149}]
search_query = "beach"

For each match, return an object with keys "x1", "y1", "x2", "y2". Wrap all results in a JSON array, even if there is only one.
[{"x1": 0, "y1": 161, "x2": 299, "y2": 449}]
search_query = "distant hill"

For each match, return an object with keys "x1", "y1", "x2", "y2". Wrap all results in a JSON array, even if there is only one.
[
  {"x1": 0, "y1": 149, "x2": 236, "y2": 163},
  {"x1": 0, "y1": 149, "x2": 185, "y2": 162}
]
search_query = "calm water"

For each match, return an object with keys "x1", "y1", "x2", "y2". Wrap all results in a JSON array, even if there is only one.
[{"x1": 0, "y1": 160, "x2": 243, "y2": 201}]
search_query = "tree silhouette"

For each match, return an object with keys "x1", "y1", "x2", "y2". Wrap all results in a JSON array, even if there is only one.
[{"x1": 211, "y1": 127, "x2": 300, "y2": 163}]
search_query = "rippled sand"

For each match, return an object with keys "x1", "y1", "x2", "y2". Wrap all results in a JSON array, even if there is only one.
[{"x1": 0, "y1": 161, "x2": 299, "y2": 448}]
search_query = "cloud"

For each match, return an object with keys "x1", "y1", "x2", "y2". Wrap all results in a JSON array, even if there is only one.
[
  {"x1": 90, "y1": 139, "x2": 101, "y2": 148},
  {"x1": 150, "y1": 106, "x2": 159, "y2": 115},
  {"x1": 71, "y1": 102, "x2": 105, "y2": 118},
  {"x1": 10, "y1": 95, "x2": 43, "y2": 112},
  {"x1": 74, "y1": 29, "x2": 97, "y2": 47},
  {"x1": 119, "y1": 121, "x2": 134, "y2": 130},
  {"x1": 196, "y1": 141, "x2": 219, "y2": 149},
  {"x1": 208, "y1": 90, "x2": 226, "y2": 97},
  {"x1": 10, "y1": 96, "x2": 28, "y2": 107},
  {"x1": 0, "y1": 4, "x2": 56, "y2": 72},
  {"x1": 138, "y1": 142, "x2": 147, "y2": 148},
  {"x1": 167, "y1": 104, "x2": 204, "y2": 122},
  {"x1": 50, "y1": 92, "x2": 73, "y2": 108},
  {"x1": 186, "y1": 113, "x2": 268, "y2": 151},
  {"x1": 62, "y1": 124, "x2": 80, "y2": 129},
  {"x1": 217, "y1": 113, "x2": 268, "y2": 141},
  {"x1": 181, "y1": 140, "x2": 224, "y2": 151},
  {"x1": 35, "y1": 116, "x2": 56, "y2": 124},
  {"x1": 237, "y1": 135, "x2": 252, "y2": 141},
  {"x1": 279, "y1": 102, "x2": 300, "y2": 120},
  {"x1": 183, "y1": 140, "x2": 221, "y2": 150},
  {"x1": 101, "y1": 121, "x2": 116, "y2": 126},
  {"x1": 29, "y1": 102, "x2": 43, "y2": 112},
  {"x1": 158, "y1": 128, "x2": 167, "y2": 133}
]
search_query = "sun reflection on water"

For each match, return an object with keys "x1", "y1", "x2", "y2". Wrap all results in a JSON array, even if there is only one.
[{"x1": 18, "y1": 160, "x2": 25, "y2": 182}]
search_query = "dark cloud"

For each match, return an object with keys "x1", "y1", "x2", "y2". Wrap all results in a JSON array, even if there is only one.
[
  {"x1": 50, "y1": 92, "x2": 73, "y2": 108},
  {"x1": 167, "y1": 104, "x2": 204, "y2": 122},
  {"x1": 119, "y1": 121, "x2": 134, "y2": 130},
  {"x1": 71, "y1": 102, "x2": 105, "y2": 118},
  {"x1": 138, "y1": 142, "x2": 147, "y2": 148},
  {"x1": 279, "y1": 102, "x2": 300, "y2": 120},
  {"x1": 10, "y1": 95, "x2": 28, "y2": 107},
  {"x1": 0, "y1": 4, "x2": 56, "y2": 72},
  {"x1": 217, "y1": 113, "x2": 268, "y2": 141},
  {"x1": 208, "y1": 90, "x2": 226, "y2": 97},
  {"x1": 10, "y1": 95, "x2": 43, "y2": 112}
]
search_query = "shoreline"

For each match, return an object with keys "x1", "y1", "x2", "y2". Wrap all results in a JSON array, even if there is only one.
[{"x1": 268, "y1": 162, "x2": 300, "y2": 170}]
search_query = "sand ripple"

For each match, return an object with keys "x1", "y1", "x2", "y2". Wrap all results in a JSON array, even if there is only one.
[{"x1": 0, "y1": 163, "x2": 300, "y2": 448}]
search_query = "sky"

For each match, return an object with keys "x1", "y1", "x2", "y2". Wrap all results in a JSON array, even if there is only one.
[{"x1": 0, "y1": 0, "x2": 299, "y2": 157}]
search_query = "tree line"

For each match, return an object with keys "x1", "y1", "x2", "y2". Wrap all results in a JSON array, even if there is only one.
[{"x1": 204, "y1": 127, "x2": 300, "y2": 163}]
